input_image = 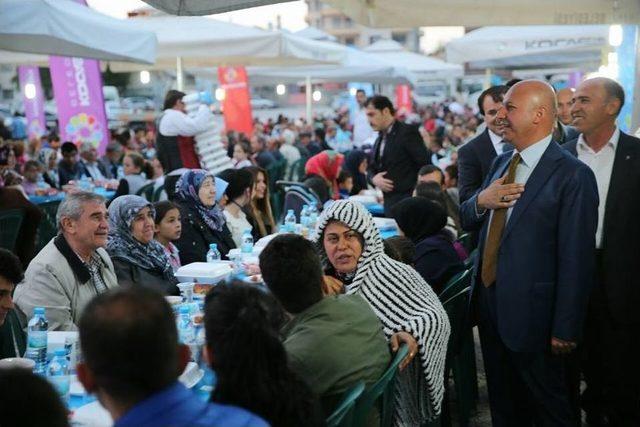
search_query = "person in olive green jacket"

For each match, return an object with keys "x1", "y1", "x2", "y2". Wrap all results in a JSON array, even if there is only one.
[
  {"x1": 259, "y1": 234, "x2": 391, "y2": 416},
  {"x1": 0, "y1": 249, "x2": 26, "y2": 359}
]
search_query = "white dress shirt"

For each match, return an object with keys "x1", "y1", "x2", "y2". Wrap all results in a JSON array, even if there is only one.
[
  {"x1": 353, "y1": 107, "x2": 375, "y2": 148},
  {"x1": 488, "y1": 129, "x2": 509, "y2": 155},
  {"x1": 576, "y1": 127, "x2": 619, "y2": 248},
  {"x1": 83, "y1": 161, "x2": 105, "y2": 180},
  {"x1": 159, "y1": 105, "x2": 211, "y2": 137}
]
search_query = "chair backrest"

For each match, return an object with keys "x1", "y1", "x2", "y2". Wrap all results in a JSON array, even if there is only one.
[
  {"x1": 288, "y1": 157, "x2": 307, "y2": 182},
  {"x1": 35, "y1": 200, "x2": 61, "y2": 252},
  {"x1": 443, "y1": 286, "x2": 472, "y2": 359},
  {"x1": 456, "y1": 233, "x2": 473, "y2": 253},
  {"x1": 354, "y1": 344, "x2": 409, "y2": 427},
  {"x1": 0, "y1": 209, "x2": 25, "y2": 252},
  {"x1": 152, "y1": 184, "x2": 166, "y2": 202},
  {"x1": 463, "y1": 248, "x2": 477, "y2": 269},
  {"x1": 136, "y1": 182, "x2": 155, "y2": 201},
  {"x1": 277, "y1": 181, "x2": 322, "y2": 221},
  {"x1": 326, "y1": 381, "x2": 366, "y2": 427},
  {"x1": 438, "y1": 268, "x2": 472, "y2": 302}
]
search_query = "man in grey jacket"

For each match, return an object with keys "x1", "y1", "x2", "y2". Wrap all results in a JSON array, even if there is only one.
[{"x1": 14, "y1": 192, "x2": 118, "y2": 331}]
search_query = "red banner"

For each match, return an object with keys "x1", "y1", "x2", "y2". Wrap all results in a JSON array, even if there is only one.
[
  {"x1": 218, "y1": 66, "x2": 253, "y2": 137},
  {"x1": 395, "y1": 84, "x2": 413, "y2": 117}
]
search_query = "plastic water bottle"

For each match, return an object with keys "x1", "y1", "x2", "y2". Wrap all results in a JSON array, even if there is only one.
[
  {"x1": 47, "y1": 348, "x2": 70, "y2": 401},
  {"x1": 284, "y1": 209, "x2": 296, "y2": 233},
  {"x1": 308, "y1": 204, "x2": 319, "y2": 229},
  {"x1": 300, "y1": 204, "x2": 310, "y2": 227},
  {"x1": 177, "y1": 306, "x2": 195, "y2": 344},
  {"x1": 206, "y1": 243, "x2": 221, "y2": 263},
  {"x1": 241, "y1": 229, "x2": 254, "y2": 253},
  {"x1": 26, "y1": 307, "x2": 48, "y2": 374}
]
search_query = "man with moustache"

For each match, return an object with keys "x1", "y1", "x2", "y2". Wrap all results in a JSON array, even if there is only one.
[
  {"x1": 458, "y1": 85, "x2": 510, "y2": 204},
  {"x1": 460, "y1": 80, "x2": 598, "y2": 426},
  {"x1": 564, "y1": 77, "x2": 640, "y2": 425},
  {"x1": 14, "y1": 192, "x2": 118, "y2": 331},
  {"x1": 554, "y1": 87, "x2": 579, "y2": 144}
]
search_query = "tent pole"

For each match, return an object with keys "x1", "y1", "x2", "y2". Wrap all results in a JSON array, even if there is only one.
[
  {"x1": 305, "y1": 75, "x2": 312, "y2": 124},
  {"x1": 483, "y1": 68, "x2": 492, "y2": 90},
  {"x1": 176, "y1": 56, "x2": 184, "y2": 91}
]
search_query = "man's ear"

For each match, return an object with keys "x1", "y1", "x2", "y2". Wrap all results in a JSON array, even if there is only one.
[{"x1": 76, "y1": 362, "x2": 96, "y2": 393}]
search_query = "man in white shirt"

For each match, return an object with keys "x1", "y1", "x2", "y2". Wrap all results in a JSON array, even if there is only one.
[
  {"x1": 353, "y1": 89, "x2": 376, "y2": 149},
  {"x1": 457, "y1": 85, "x2": 511, "y2": 204},
  {"x1": 156, "y1": 90, "x2": 211, "y2": 172},
  {"x1": 563, "y1": 77, "x2": 640, "y2": 425}
]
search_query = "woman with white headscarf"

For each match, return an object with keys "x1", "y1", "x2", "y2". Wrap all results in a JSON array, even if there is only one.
[{"x1": 314, "y1": 200, "x2": 450, "y2": 425}]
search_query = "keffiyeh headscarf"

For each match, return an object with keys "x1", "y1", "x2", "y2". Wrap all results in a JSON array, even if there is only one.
[
  {"x1": 175, "y1": 169, "x2": 226, "y2": 232},
  {"x1": 313, "y1": 200, "x2": 450, "y2": 424},
  {"x1": 106, "y1": 195, "x2": 176, "y2": 283}
]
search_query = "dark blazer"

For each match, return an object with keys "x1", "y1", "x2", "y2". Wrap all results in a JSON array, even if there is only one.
[
  {"x1": 564, "y1": 131, "x2": 640, "y2": 324},
  {"x1": 77, "y1": 160, "x2": 111, "y2": 180},
  {"x1": 174, "y1": 201, "x2": 236, "y2": 264},
  {"x1": 458, "y1": 129, "x2": 499, "y2": 204},
  {"x1": 414, "y1": 233, "x2": 465, "y2": 295},
  {"x1": 111, "y1": 258, "x2": 179, "y2": 296},
  {"x1": 369, "y1": 121, "x2": 430, "y2": 210},
  {"x1": 460, "y1": 140, "x2": 599, "y2": 352}
]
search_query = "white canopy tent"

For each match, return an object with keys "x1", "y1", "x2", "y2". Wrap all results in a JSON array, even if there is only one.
[
  {"x1": 364, "y1": 40, "x2": 463, "y2": 80},
  {"x1": 104, "y1": 16, "x2": 346, "y2": 73},
  {"x1": 140, "y1": 0, "x2": 295, "y2": 15},
  {"x1": 0, "y1": 0, "x2": 157, "y2": 64},
  {"x1": 445, "y1": 25, "x2": 608, "y2": 70},
  {"x1": 322, "y1": 0, "x2": 640, "y2": 27}
]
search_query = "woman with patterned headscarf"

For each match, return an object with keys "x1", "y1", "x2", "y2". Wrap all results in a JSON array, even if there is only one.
[
  {"x1": 173, "y1": 169, "x2": 236, "y2": 264},
  {"x1": 107, "y1": 195, "x2": 179, "y2": 295},
  {"x1": 303, "y1": 150, "x2": 344, "y2": 203},
  {"x1": 38, "y1": 147, "x2": 60, "y2": 189},
  {"x1": 314, "y1": 200, "x2": 450, "y2": 426}
]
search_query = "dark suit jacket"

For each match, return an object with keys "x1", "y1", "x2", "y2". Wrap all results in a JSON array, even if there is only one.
[
  {"x1": 460, "y1": 140, "x2": 599, "y2": 352},
  {"x1": 458, "y1": 129, "x2": 499, "y2": 204},
  {"x1": 77, "y1": 160, "x2": 111, "y2": 181},
  {"x1": 369, "y1": 120, "x2": 430, "y2": 207},
  {"x1": 564, "y1": 131, "x2": 640, "y2": 324}
]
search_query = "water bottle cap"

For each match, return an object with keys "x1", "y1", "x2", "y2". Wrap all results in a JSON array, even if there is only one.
[
  {"x1": 209, "y1": 243, "x2": 217, "y2": 250},
  {"x1": 54, "y1": 348, "x2": 66, "y2": 357},
  {"x1": 34, "y1": 307, "x2": 45, "y2": 315},
  {"x1": 179, "y1": 306, "x2": 190, "y2": 313},
  {"x1": 288, "y1": 209, "x2": 294, "y2": 214}
]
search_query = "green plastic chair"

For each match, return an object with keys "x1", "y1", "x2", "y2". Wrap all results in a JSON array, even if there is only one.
[
  {"x1": 0, "y1": 209, "x2": 24, "y2": 252},
  {"x1": 152, "y1": 185, "x2": 165, "y2": 202},
  {"x1": 456, "y1": 233, "x2": 473, "y2": 253},
  {"x1": 35, "y1": 200, "x2": 61, "y2": 252},
  {"x1": 438, "y1": 269, "x2": 472, "y2": 303},
  {"x1": 136, "y1": 182, "x2": 155, "y2": 201},
  {"x1": 353, "y1": 344, "x2": 409, "y2": 427},
  {"x1": 288, "y1": 158, "x2": 307, "y2": 182},
  {"x1": 326, "y1": 381, "x2": 366, "y2": 427},
  {"x1": 442, "y1": 286, "x2": 474, "y2": 426},
  {"x1": 463, "y1": 248, "x2": 478, "y2": 270}
]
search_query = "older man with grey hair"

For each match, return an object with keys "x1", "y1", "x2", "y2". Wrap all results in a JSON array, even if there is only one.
[
  {"x1": 14, "y1": 192, "x2": 118, "y2": 331},
  {"x1": 77, "y1": 142, "x2": 110, "y2": 181}
]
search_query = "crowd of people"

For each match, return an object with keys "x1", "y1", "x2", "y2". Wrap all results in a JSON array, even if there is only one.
[{"x1": 0, "y1": 74, "x2": 638, "y2": 426}]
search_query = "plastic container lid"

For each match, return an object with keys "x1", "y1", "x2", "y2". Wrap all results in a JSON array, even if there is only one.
[
  {"x1": 209, "y1": 243, "x2": 217, "y2": 250},
  {"x1": 54, "y1": 348, "x2": 66, "y2": 357},
  {"x1": 34, "y1": 307, "x2": 45, "y2": 315}
]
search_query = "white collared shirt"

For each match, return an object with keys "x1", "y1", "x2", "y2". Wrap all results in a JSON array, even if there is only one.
[
  {"x1": 353, "y1": 107, "x2": 376, "y2": 148},
  {"x1": 83, "y1": 161, "x2": 105, "y2": 181},
  {"x1": 576, "y1": 127, "x2": 619, "y2": 248},
  {"x1": 488, "y1": 129, "x2": 508, "y2": 155}
]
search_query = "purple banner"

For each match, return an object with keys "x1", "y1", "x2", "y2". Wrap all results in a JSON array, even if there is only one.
[
  {"x1": 49, "y1": 56, "x2": 109, "y2": 155},
  {"x1": 18, "y1": 66, "x2": 46, "y2": 140}
]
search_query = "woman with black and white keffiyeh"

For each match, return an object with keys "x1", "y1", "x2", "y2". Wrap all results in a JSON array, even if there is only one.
[{"x1": 314, "y1": 200, "x2": 450, "y2": 425}]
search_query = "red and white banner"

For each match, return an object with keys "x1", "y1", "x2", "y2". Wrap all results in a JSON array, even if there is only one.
[
  {"x1": 395, "y1": 84, "x2": 413, "y2": 117},
  {"x1": 218, "y1": 66, "x2": 253, "y2": 137}
]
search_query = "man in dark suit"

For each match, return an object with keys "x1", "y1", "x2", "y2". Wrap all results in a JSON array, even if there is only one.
[
  {"x1": 77, "y1": 142, "x2": 111, "y2": 181},
  {"x1": 458, "y1": 85, "x2": 509, "y2": 204},
  {"x1": 366, "y1": 95, "x2": 430, "y2": 216},
  {"x1": 460, "y1": 80, "x2": 599, "y2": 426},
  {"x1": 564, "y1": 77, "x2": 640, "y2": 425},
  {"x1": 554, "y1": 87, "x2": 580, "y2": 144}
]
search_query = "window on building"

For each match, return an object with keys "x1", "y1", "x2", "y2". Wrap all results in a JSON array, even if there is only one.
[
  {"x1": 392, "y1": 33, "x2": 407, "y2": 44},
  {"x1": 345, "y1": 37, "x2": 355, "y2": 45}
]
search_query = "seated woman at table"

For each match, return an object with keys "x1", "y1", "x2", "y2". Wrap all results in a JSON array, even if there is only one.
[
  {"x1": 391, "y1": 197, "x2": 465, "y2": 294},
  {"x1": 244, "y1": 166, "x2": 276, "y2": 240},
  {"x1": 112, "y1": 152, "x2": 152, "y2": 198},
  {"x1": 343, "y1": 149, "x2": 369, "y2": 196},
  {"x1": 303, "y1": 150, "x2": 344, "y2": 204},
  {"x1": 174, "y1": 170, "x2": 236, "y2": 263},
  {"x1": 232, "y1": 140, "x2": 253, "y2": 169},
  {"x1": 218, "y1": 168, "x2": 254, "y2": 248},
  {"x1": 38, "y1": 148, "x2": 60, "y2": 189},
  {"x1": 314, "y1": 199, "x2": 450, "y2": 425},
  {"x1": 21, "y1": 160, "x2": 50, "y2": 196},
  {"x1": 106, "y1": 195, "x2": 179, "y2": 295},
  {"x1": 204, "y1": 281, "x2": 323, "y2": 426}
]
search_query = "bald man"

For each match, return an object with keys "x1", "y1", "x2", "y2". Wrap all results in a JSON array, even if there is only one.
[
  {"x1": 554, "y1": 87, "x2": 580, "y2": 144},
  {"x1": 461, "y1": 80, "x2": 599, "y2": 426},
  {"x1": 564, "y1": 77, "x2": 640, "y2": 425}
]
